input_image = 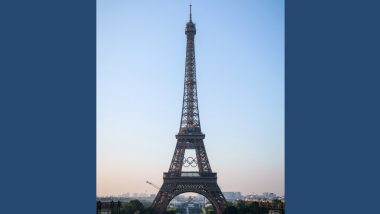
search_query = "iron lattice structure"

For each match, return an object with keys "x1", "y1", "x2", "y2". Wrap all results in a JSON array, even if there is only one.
[{"x1": 151, "y1": 5, "x2": 227, "y2": 214}]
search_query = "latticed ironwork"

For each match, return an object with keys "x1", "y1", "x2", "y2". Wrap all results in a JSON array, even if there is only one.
[{"x1": 151, "y1": 5, "x2": 227, "y2": 214}]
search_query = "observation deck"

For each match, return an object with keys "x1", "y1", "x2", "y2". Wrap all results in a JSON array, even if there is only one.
[{"x1": 164, "y1": 171, "x2": 217, "y2": 178}]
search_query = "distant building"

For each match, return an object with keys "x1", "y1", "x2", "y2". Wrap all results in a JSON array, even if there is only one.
[
  {"x1": 223, "y1": 192, "x2": 242, "y2": 201},
  {"x1": 262, "y1": 192, "x2": 277, "y2": 199},
  {"x1": 139, "y1": 193, "x2": 148, "y2": 197},
  {"x1": 119, "y1": 192, "x2": 130, "y2": 198}
]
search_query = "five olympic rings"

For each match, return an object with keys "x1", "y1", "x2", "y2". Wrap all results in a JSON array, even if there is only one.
[{"x1": 183, "y1": 157, "x2": 197, "y2": 167}]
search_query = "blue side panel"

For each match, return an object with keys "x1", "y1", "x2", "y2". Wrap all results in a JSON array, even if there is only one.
[
  {"x1": 0, "y1": 1, "x2": 96, "y2": 213},
  {"x1": 286, "y1": 1, "x2": 380, "y2": 213}
]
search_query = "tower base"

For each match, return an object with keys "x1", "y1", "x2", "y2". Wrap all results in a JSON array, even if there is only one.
[{"x1": 151, "y1": 173, "x2": 227, "y2": 214}]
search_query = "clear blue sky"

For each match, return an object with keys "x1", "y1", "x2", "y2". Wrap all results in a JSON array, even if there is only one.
[{"x1": 97, "y1": 0, "x2": 284, "y2": 197}]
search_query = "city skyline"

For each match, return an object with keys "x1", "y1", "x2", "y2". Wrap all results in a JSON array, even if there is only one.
[
  {"x1": 97, "y1": 191, "x2": 283, "y2": 198},
  {"x1": 97, "y1": 0, "x2": 284, "y2": 197}
]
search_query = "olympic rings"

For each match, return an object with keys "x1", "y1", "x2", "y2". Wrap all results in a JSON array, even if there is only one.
[{"x1": 183, "y1": 157, "x2": 197, "y2": 167}]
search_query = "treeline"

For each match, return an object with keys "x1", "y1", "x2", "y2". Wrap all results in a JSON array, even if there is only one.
[
  {"x1": 104, "y1": 200, "x2": 172, "y2": 214},
  {"x1": 221, "y1": 200, "x2": 284, "y2": 214},
  {"x1": 102, "y1": 199, "x2": 284, "y2": 214},
  {"x1": 204, "y1": 200, "x2": 284, "y2": 214}
]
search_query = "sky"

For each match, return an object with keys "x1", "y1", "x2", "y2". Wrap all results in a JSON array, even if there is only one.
[{"x1": 97, "y1": 0, "x2": 284, "y2": 197}]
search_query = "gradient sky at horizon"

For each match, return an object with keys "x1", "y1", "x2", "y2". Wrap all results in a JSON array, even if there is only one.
[{"x1": 97, "y1": 0, "x2": 284, "y2": 197}]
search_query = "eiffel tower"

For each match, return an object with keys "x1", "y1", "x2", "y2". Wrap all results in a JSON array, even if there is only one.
[{"x1": 151, "y1": 5, "x2": 227, "y2": 214}]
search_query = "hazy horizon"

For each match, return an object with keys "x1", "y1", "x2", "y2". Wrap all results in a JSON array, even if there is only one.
[{"x1": 97, "y1": 0, "x2": 284, "y2": 197}]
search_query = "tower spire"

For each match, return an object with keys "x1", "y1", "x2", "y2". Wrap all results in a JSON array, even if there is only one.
[{"x1": 189, "y1": 4, "x2": 192, "y2": 22}]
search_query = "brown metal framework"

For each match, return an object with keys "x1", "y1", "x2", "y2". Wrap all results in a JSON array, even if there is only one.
[{"x1": 151, "y1": 5, "x2": 227, "y2": 214}]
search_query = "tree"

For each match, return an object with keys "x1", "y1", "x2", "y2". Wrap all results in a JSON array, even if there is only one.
[
  {"x1": 247, "y1": 201, "x2": 260, "y2": 214},
  {"x1": 121, "y1": 200, "x2": 145, "y2": 214},
  {"x1": 236, "y1": 200, "x2": 248, "y2": 213},
  {"x1": 222, "y1": 206, "x2": 239, "y2": 214},
  {"x1": 140, "y1": 207, "x2": 154, "y2": 214},
  {"x1": 130, "y1": 200, "x2": 145, "y2": 213}
]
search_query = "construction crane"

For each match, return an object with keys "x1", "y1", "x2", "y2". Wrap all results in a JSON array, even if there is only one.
[{"x1": 146, "y1": 181, "x2": 160, "y2": 190}]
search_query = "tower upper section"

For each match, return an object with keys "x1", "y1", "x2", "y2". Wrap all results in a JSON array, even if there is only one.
[{"x1": 179, "y1": 5, "x2": 201, "y2": 135}]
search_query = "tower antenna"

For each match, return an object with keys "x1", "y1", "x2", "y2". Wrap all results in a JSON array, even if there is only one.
[{"x1": 189, "y1": 3, "x2": 192, "y2": 22}]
